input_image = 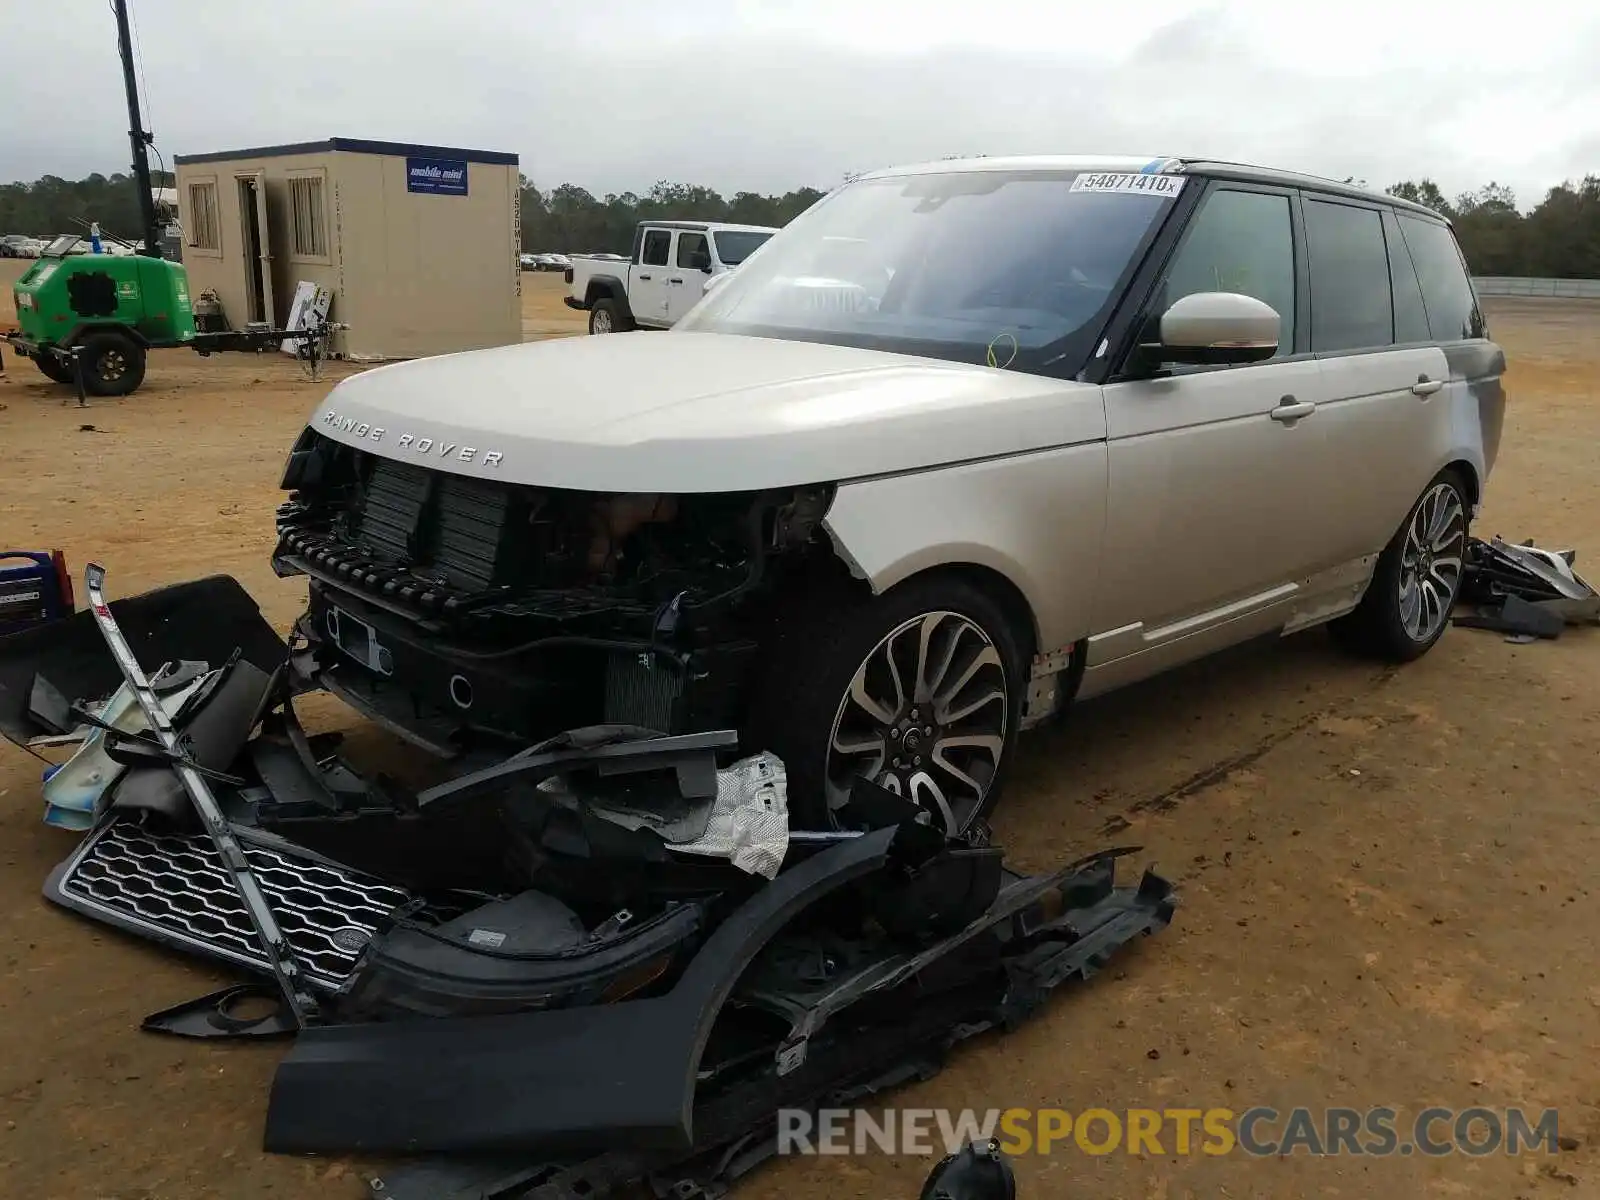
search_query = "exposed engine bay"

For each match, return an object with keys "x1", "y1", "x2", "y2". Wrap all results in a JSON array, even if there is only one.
[
  {"x1": 273, "y1": 426, "x2": 836, "y2": 756},
  {"x1": 0, "y1": 567, "x2": 1174, "y2": 1199}
]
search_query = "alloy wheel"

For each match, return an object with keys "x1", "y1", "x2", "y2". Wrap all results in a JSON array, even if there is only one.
[
  {"x1": 825, "y1": 610, "x2": 1010, "y2": 832},
  {"x1": 98, "y1": 348, "x2": 128, "y2": 383},
  {"x1": 1398, "y1": 481, "x2": 1467, "y2": 642},
  {"x1": 591, "y1": 308, "x2": 612, "y2": 334}
]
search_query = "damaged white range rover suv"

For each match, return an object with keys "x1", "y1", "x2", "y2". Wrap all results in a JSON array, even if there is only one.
[{"x1": 276, "y1": 155, "x2": 1505, "y2": 832}]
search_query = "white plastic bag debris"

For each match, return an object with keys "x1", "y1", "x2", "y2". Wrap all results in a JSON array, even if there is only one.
[
  {"x1": 576, "y1": 750, "x2": 791, "y2": 878},
  {"x1": 671, "y1": 752, "x2": 790, "y2": 879}
]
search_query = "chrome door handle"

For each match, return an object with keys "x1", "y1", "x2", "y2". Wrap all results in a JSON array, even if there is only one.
[
  {"x1": 1411, "y1": 377, "x2": 1444, "y2": 397},
  {"x1": 1270, "y1": 397, "x2": 1317, "y2": 422}
]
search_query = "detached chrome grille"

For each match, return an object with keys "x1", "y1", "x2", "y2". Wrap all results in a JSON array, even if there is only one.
[{"x1": 52, "y1": 819, "x2": 423, "y2": 991}]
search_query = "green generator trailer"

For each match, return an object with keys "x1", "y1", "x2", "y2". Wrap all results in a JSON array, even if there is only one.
[
  {"x1": 5, "y1": 238, "x2": 330, "y2": 398},
  {"x1": 4, "y1": 0, "x2": 336, "y2": 399},
  {"x1": 7, "y1": 236, "x2": 196, "y2": 395}
]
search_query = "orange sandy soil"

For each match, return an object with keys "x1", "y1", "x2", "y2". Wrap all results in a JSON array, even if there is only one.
[{"x1": 2, "y1": 264, "x2": 1598, "y2": 1198}]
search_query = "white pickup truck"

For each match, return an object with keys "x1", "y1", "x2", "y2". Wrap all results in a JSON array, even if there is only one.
[{"x1": 563, "y1": 220, "x2": 778, "y2": 334}]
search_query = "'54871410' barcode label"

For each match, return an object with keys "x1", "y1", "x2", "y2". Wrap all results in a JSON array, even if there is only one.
[{"x1": 1070, "y1": 173, "x2": 1185, "y2": 197}]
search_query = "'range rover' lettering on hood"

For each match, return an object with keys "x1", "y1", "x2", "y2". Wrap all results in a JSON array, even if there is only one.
[
  {"x1": 307, "y1": 330, "x2": 1105, "y2": 494},
  {"x1": 317, "y1": 409, "x2": 505, "y2": 468}
]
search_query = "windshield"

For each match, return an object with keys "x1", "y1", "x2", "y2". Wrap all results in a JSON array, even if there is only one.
[
  {"x1": 712, "y1": 230, "x2": 774, "y2": 266},
  {"x1": 678, "y1": 170, "x2": 1183, "y2": 376}
]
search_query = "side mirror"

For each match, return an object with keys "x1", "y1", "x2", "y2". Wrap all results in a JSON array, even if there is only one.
[
  {"x1": 694, "y1": 255, "x2": 712, "y2": 273},
  {"x1": 1150, "y1": 291, "x2": 1279, "y2": 366}
]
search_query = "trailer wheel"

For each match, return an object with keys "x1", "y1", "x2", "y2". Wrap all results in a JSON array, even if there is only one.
[
  {"x1": 34, "y1": 354, "x2": 75, "y2": 384},
  {"x1": 589, "y1": 298, "x2": 632, "y2": 335},
  {"x1": 77, "y1": 331, "x2": 146, "y2": 397}
]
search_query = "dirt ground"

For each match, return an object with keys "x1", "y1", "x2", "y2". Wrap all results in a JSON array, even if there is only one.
[{"x1": 2, "y1": 266, "x2": 1598, "y2": 1199}]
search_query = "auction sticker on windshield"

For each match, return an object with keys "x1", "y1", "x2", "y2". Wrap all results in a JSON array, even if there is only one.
[{"x1": 1070, "y1": 173, "x2": 1185, "y2": 197}]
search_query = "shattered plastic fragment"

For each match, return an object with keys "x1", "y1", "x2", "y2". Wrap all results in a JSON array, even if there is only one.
[{"x1": 41, "y1": 673, "x2": 208, "y2": 830}]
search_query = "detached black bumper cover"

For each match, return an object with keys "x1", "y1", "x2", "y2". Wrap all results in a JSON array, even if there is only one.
[
  {"x1": 264, "y1": 826, "x2": 901, "y2": 1156},
  {"x1": 264, "y1": 834, "x2": 1176, "y2": 1164}
]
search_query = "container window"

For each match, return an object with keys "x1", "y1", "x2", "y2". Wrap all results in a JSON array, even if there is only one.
[
  {"x1": 186, "y1": 182, "x2": 219, "y2": 250},
  {"x1": 290, "y1": 176, "x2": 328, "y2": 258}
]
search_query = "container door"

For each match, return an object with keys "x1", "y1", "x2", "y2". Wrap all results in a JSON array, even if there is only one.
[
  {"x1": 254, "y1": 175, "x2": 275, "y2": 327},
  {"x1": 236, "y1": 171, "x2": 275, "y2": 326}
]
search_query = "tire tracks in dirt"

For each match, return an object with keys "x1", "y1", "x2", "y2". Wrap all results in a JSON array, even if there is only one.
[{"x1": 1099, "y1": 665, "x2": 1404, "y2": 835}]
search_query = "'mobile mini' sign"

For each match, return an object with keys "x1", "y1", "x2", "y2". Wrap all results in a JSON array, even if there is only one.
[{"x1": 407, "y1": 156, "x2": 468, "y2": 196}]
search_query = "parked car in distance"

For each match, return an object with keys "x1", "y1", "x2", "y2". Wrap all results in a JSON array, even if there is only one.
[
  {"x1": 521, "y1": 252, "x2": 574, "y2": 272},
  {"x1": 1, "y1": 234, "x2": 41, "y2": 258},
  {"x1": 564, "y1": 221, "x2": 779, "y2": 332},
  {"x1": 280, "y1": 155, "x2": 1503, "y2": 834}
]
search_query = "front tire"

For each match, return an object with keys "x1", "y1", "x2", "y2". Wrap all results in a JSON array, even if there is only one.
[
  {"x1": 77, "y1": 331, "x2": 146, "y2": 397},
  {"x1": 744, "y1": 575, "x2": 1028, "y2": 834},
  {"x1": 1330, "y1": 468, "x2": 1470, "y2": 662}
]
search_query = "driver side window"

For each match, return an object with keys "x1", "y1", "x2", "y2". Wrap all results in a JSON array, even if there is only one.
[
  {"x1": 1163, "y1": 189, "x2": 1297, "y2": 356},
  {"x1": 676, "y1": 232, "x2": 710, "y2": 271}
]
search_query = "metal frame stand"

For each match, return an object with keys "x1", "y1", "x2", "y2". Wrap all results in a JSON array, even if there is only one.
[
  {"x1": 70, "y1": 347, "x2": 87, "y2": 408},
  {"x1": 82, "y1": 562, "x2": 320, "y2": 1026}
]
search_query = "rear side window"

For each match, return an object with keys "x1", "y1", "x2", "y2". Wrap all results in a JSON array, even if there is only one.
[
  {"x1": 1163, "y1": 189, "x2": 1296, "y2": 354},
  {"x1": 641, "y1": 230, "x2": 671, "y2": 266},
  {"x1": 1397, "y1": 215, "x2": 1484, "y2": 341},
  {"x1": 1303, "y1": 199, "x2": 1392, "y2": 353},
  {"x1": 1386, "y1": 213, "x2": 1432, "y2": 344},
  {"x1": 676, "y1": 232, "x2": 709, "y2": 268}
]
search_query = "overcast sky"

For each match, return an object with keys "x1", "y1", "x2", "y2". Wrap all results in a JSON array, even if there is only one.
[{"x1": 6, "y1": 0, "x2": 1596, "y2": 210}]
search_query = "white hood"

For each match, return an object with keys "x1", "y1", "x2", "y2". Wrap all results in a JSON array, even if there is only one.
[{"x1": 309, "y1": 331, "x2": 1101, "y2": 493}]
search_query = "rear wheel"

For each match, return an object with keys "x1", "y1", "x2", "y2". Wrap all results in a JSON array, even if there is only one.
[
  {"x1": 1330, "y1": 468, "x2": 1470, "y2": 661},
  {"x1": 77, "y1": 331, "x2": 146, "y2": 397},
  {"x1": 588, "y1": 298, "x2": 632, "y2": 334},
  {"x1": 744, "y1": 575, "x2": 1028, "y2": 833}
]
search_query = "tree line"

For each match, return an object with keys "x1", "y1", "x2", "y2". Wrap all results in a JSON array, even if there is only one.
[
  {"x1": 4, "y1": 166, "x2": 1598, "y2": 279},
  {"x1": 0, "y1": 170, "x2": 178, "y2": 247},
  {"x1": 0, "y1": 169, "x2": 827, "y2": 255},
  {"x1": 517, "y1": 178, "x2": 826, "y2": 254},
  {"x1": 1384, "y1": 177, "x2": 1600, "y2": 279}
]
